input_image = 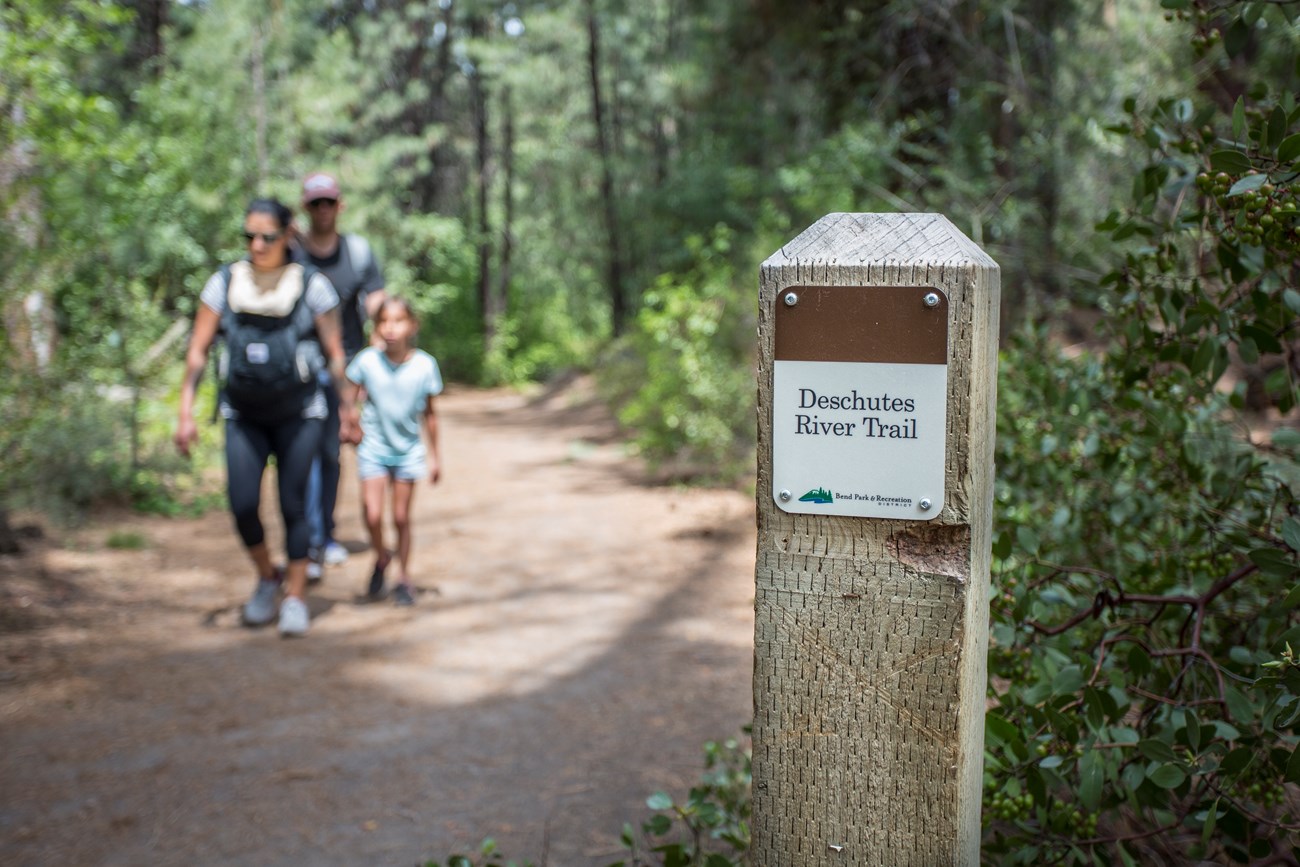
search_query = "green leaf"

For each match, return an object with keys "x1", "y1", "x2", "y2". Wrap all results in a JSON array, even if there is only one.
[
  {"x1": 1227, "y1": 174, "x2": 1268, "y2": 196},
  {"x1": 1017, "y1": 526, "x2": 1040, "y2": 556},
  {"x1": 1280, "y1": 133, "x2": 1300, "y2": 163},
  {"x1": 1285, "y1": 746, "x2": 1300, "y2": 784},
  {"x1": 1284, "y1": 584, "x2": 1300, "y2": 609},
  {"x1": 1242, "y1": 324, "x2": 1283, "y2": 354},
  {"x1": 645, "y1": 814, "x2": 673, "y2": 835},
  {"x1": 1276, "y1": 699, "x2": 1300, "y2": 729},
  {"x1": 1184, "y1": 708, "x2": 1201, "y2": 752},
  {"x1": 1269, "y1": 106, "x2": 1288, "y2": 154},
  {"x1": 621, "y1": 823, "x2": 636, "y2": 848},
  {"x1": 1283, "y1": 517, "x2": 1300, "y2": 552},
  {"x1": 1040, "y1": 755, "x2": 1065, "y2": 769},
  {"x1": 986, "y1": 712, "x2": 1021, "y2": 748},
  {"x1": 1201, "y1": 150, "x2": 1253, "y2": 175},
  {"x1": 1191, "y1": 338, "x2": 1218, "y2": 375},
  {"x1": 1148, "y1": 763, "x2": 1187, "y2": 789},
  {"x1": 646, "y1": 792, "x2": 674, "y2": 811},
  {"x1": 1249, "y1": 547, "x2": 1296, "y2": 577},
  {"x1": 1138, "y1": 739, "x2": 1177, "y2": 763},
  {"x1": 1079, "y1": 749, "x2": 1104, "y2": 811},
  {"x1": 1233, "y1": 97, "x2": 1246, "y2": 140},
  {"x1": 1128, "y1": 644, "x2": 1152, "y2": 678},
  {"x1": 1054, "y1": 665, "x2": 1085, "y2": 695},
  {"x1": 1221, "y1": 747, "x2": 1256, "y2": 775},
  {"x1": 659, "y1": 844, "x2": 690, "y2": 867},
  {"x1": 1202, "y1": 798, "x2": 1220, "y2": 846},
  {"x1": 1224, "y1": 18, "x2": 1251, "y2": 58},
  {"x1": 1284, "y1": 289, "x2": 1300, "y2": 316}
]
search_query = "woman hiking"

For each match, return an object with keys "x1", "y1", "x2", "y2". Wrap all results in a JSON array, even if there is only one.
[{"x1": 174, "y1": 197, "x2": 356, "y2": 637}]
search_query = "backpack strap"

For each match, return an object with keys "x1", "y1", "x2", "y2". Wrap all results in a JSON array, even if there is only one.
[
  {"x1": 344, "y1": 234, "x2": 371, "y2": 274},
  {"x1": 216, "y1": 263, "x2": 236, "y2": 337},
  {"x1": 211, "y1": 264, "x2": 233, "y2": 424},
  {"x1": 295, "y1": 263, "x2": 322, "y2": 339}
]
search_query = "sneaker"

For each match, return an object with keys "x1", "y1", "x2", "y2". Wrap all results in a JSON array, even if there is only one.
[
  {"x1": 306, "y1": 548, "x2": 324, "y2": 584},
  {"x1": 392, "y1": 584, "x2": 415, "y2": 606},
  {"x1": 242, "y1": 577, "x2": 280, "y2": 626},
  {"x1": 323, "y1": 542, "x2": 349, "y2": 566},
  {"x1": 367, "y1": 559, "x2": 388, "y2": 599},
  {"x1": 278, "y1": 596, "x2": 310, "y2": 637}
]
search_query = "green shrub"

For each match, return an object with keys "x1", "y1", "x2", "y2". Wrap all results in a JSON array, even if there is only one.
[
  {"x1": 613, "y1": 733, "x2": 752, "y2": 867},
  {"x1": 983, "y1": 320, "x2": 1299, "y2": 864},
  {"x1": 599, "y1": 228, "x2": 756, "y2": 483}
]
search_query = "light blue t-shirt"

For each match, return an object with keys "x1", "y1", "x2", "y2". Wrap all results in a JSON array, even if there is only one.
[{"x1": 346, "y1": 347, "x2": 444, "y2": 465}]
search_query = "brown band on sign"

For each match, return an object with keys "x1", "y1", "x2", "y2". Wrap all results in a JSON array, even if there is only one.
[{"x1": 774, "y1": 285, "x2": 948, "y2": 365}]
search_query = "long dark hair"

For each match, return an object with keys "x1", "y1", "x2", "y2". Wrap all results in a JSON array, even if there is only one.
[{"x1": 246, "y1": 197, "x2": 293, "y2": 229}]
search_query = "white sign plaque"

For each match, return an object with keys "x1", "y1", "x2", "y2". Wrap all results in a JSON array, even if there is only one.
[{"x1": 772, "y1": 360, "x2": 947, "y2": 519}]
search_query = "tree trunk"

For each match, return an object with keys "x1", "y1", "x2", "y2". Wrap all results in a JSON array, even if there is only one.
[
  {"x1": 417, "y1": 0, "x2": 461, "y2": 215},
  {"x1": 250, "y1": 22, "x2": 269, "y2": 187},
  {"x1": 495, "y1": 86, "x2": 515, "y2": 331},
  {"x1": 470, "y1": 16, "x2": 494, "y2": 346},
  {"x1": 128, "y1": 0, "x2": 168, "y2": 72},
  {"x1": 586, "y1": 2, "x2": 626, "y2": 336}
]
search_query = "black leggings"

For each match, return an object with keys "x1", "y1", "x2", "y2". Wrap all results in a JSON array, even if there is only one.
[{"x1": 225, "y1": 415, "x2": 323, "y2": 562}]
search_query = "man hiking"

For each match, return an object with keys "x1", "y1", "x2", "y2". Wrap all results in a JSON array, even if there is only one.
[{"x1": 296, "y1": 172, "x2": 386, "y2": 578}]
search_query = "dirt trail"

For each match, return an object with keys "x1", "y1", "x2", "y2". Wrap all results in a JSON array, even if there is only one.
[{"x1": 0, "y1": 380, "x2": 757, "y2": 867}]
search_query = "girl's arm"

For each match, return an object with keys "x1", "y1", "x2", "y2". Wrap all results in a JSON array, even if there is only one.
[
  {"x1": 174, "y1": 304, "x2": 221, "y2": 457},
  {"x1": 424, "y1": 395, "x2": 440, "y2": 484},
  {"x1": 341, "y1": 380, "x2": 366, "y2": 445}
]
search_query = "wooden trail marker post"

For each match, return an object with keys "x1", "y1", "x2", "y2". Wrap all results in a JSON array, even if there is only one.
[{"x1": 753, "y1": 213, "x2": 1000, "y2": 865}]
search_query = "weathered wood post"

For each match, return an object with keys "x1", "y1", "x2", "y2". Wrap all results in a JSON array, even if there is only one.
[{"x1": 753, "y1": 213, "x2": 1000, "y2": 865}]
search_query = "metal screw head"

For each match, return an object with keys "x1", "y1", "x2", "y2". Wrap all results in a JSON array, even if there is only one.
[
  {"x1": 783, "y1": 291, "x2": 799, "y2": 307},
  {"x1": 923, "y1": 292, "x2": 940, "y2": 308},
  {"x1": 919, "y1": 498, "x2": 933, "y2": 511},
  {"x1": 779, "y1": 489, "x2": 792, "y2": 502}
]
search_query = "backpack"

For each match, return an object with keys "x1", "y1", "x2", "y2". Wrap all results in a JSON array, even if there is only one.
[
  {"x1": 216, "y1": 263, "x2": 323, "y2": 423},
  {"x1": 344, "y1": 233, "x2": 372, "y2": 277}
]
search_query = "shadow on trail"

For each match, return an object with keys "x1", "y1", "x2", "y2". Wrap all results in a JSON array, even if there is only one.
[{"x1": 0, "y1": 384, "x2": 756, "y2": 867}]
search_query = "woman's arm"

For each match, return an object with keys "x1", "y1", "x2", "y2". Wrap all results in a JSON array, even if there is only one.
[
  {"x1": 314, "y1": 307, "x2": 360, "y2": 442},
  {"x1": 174, "y1": 304, "x2": 221, "y2": 457}
]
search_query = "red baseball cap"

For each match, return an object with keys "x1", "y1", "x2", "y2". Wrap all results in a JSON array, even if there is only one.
[{"x1": 302, "y1": 172, "x2": 341, "y2": 203}]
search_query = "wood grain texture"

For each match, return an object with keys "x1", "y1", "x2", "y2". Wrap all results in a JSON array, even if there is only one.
[{"x1": 754, "y1": 213, "x2": 1000, "y2": 865}]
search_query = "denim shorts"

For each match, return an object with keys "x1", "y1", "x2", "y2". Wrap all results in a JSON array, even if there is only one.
[{"x1": 357, "y1": 451, "x2": 426, "y2": 482}]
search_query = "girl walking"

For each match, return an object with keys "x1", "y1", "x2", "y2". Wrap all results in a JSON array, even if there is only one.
[{"x1": 344, "y1": 297, "x2": 443, "y2": 605}]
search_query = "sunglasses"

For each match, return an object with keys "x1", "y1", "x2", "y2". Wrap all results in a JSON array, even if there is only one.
[
  {"x1": 242, "y1": 230, "x2": 284, "y2": 244},
  {"x1": 306, "y1": 198, "x2": 338, "y2": 209}
]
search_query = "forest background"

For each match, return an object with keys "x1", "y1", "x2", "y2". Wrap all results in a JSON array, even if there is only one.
[{"x1": 2, "y1": 0, "x2": 1299, "y2": 864}]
